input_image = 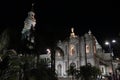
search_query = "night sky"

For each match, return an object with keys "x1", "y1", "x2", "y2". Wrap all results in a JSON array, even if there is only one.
[{"x1": 0, "y1": 0, "x2": 120, "y2": 57}]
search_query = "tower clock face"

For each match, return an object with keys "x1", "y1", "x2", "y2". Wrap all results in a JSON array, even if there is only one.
[{"x1": 69, "y1": 44, "x2": 75, "y2": 56}]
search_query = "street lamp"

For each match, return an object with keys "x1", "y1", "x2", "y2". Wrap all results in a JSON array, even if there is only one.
[
  {"x1": 105, "y1": 40, "x2": 116, "y2": 80},
  {"x1": 105, "y1": 40, "x2": 116, "y2": 56}
]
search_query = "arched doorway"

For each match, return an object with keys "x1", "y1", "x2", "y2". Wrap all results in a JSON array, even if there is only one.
[{"x1": 57, "y1": 64, "x2": 62, "y2": 76}]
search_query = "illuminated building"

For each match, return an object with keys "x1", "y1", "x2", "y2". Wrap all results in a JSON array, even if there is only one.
[
  {"x1": 55, "y1": 28, "x2": 112, "y2": 77},
  {"x1": 21, "y1": 4, "x2": 114, "y2": 78}
]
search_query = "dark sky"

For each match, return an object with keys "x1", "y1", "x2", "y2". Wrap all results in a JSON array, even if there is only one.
[{"x1": 0, "y1": 0, "x2": 120, "y2": 56}]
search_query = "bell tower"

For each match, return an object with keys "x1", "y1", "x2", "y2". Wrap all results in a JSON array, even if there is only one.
[
  {"x1": 21, "y1": 3, "x2": 36, "y2": 50},
  {"x1": 83, "y1": 29, "x2": 97, "y2": 66}
]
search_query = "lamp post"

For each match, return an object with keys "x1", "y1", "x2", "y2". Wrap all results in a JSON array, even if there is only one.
[{"x1": 105, "y1": 40, "x2": 116, "y2": 80}]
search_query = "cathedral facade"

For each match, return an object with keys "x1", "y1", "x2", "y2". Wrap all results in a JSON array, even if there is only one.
[{"x1": 55, "y1": 28, "x2": 112, "y2": 77}]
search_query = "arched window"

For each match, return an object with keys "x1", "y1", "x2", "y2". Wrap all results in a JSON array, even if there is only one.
[
  {"x1": 55, "y1": 47, "x2": 64, "y2": 58},
  {"x1": 86, "y1": 44, "x2": 90, "y2": 53},
  {"x1": 57, "y1": 64, "x2": 62, "y2": 76},
  {"x1": 94, "y1": 45, "x2": 96, "y2": 53},
  {"x1": 57, "y1": 51, "x2": 61, "y2": 57},
  {"x1": 69, "y1": 44, "x2": 75, "y2": 56}
]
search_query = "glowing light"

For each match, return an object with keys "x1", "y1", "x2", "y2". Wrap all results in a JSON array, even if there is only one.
[
  {"x1": 116, "y1": 58, "x2": 119, "y2": 60},
  {"x1": 46, "y1": 49, "x2": 51, "y2": 54},
  {"x1": 70, "y1": 27, "x2": 77, "y2": 38},
  {"x1": 105, "y1": 41, "x2": 110, "y2": 45},
  {"x1": 57, "y1": 52, "x2": 60, "y2": 56},
  {"x1": 70, "y1": 44, "x2": 75, "y2": 56},
  {"x1": 112, "y1": 40, "x2": 116, "y2": 43}
]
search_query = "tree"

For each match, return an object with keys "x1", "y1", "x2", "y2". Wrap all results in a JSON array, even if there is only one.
[
  {"x1": 0, "y1": 49, "x2": 35, "y2": 80},
  {"x1": 29, "y1": 59, "x2": 58, "y2": 80},
  {"x1": 0, "y1": 50, "x2": 20, "y2": 80},
  {"x1": 0, "y1": 28, "x2": 10, "y2": 53},
  {"x1": 79, "y1": 64, "x2": 101, "y2": 80},
  {"x1": 67, "y1": 65, "x2": 77, "y2": 80},
  {"x1": 0, "y1": 27, "x2": 21, "y2": 53}
]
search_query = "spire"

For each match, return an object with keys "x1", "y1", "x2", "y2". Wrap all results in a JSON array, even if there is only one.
[
  {"x1": 71, "y1": 27, "x2": 74, "y2": 33},
  {"x1": 88, "y1": 29, "x2": 92, "y2": 35},
  {"x1": 70, "y1": 27, "x2": 77, "y2": 38},
  {"x1": 31, "y1": 3, "x2": 34, "y2": 12}
]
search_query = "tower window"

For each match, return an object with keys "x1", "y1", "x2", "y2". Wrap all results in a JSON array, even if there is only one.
[
  {"x1": 86, "y1": 45, "x2": 90, "y2": 53},
  {"x1": 69, "y1": 44, "x2": 75, "y2": 56},
  {"x1": 57, "y1": 52, "x2": 61, "y2": 56},
  {"x1": 94, "y1": 46, "x2": 96, "y2": 53}
]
